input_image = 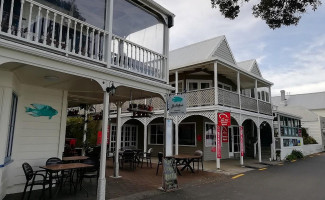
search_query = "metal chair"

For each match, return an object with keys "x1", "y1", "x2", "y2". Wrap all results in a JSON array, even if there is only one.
[
  {"x1": 140, "y1": 148, "x2": 153, "y2": 168},
  {"x1": 121, "y1": 150, "x2": 136, "y2": 170},
  {"x1": 192, "y1": 150, "x2": 204, "y2": 171},
  {"x1": 22, "y1": 162, "x2": 50, "y2": 200},
  {"x1": 45, "y1": 157, "x2": 71, "y2": 190},
  {"x1": 156, "y1": 152, "x2": 163, "y2": 176}
]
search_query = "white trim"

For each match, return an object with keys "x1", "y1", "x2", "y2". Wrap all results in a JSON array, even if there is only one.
[
  {"x1": 218, "y1": 81, "x2": 232, "y2": 91},
  {"x1": 170, "y1": 80, "x2": 184, "y2": 93},
  {"x1": 148, "y1": 123, "x2": 164, "y2": 145}
]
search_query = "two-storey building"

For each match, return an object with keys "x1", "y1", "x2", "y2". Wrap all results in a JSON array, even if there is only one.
[
  {"x1": 109, "y1": 36, "x2": 274, "y2": 168},
  {"x1": 0, "y1": 0, "x2": 174, "y2": 199}
]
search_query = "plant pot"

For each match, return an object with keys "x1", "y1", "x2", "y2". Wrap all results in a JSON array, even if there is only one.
[{"x1": 147, "y1": 105, "x2": 153, "y2": 111}]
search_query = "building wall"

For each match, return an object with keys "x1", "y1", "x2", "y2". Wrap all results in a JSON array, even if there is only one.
[
  {"x1": 311, "y1": 109, "x2": 325, "y2": 117},
  {"x1": 301, "y1": 120, "x2": 322, "y2": 145},
  {"x1": 3, "y1": 82, "x2": 67, "y2": 194}
]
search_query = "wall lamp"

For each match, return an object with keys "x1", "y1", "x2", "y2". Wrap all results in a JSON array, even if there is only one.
[{"x1": 106, "y1": 83, "x2": 116, "y2": 95}]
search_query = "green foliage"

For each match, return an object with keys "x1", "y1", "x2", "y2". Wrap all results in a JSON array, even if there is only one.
[
  {"x1": 286, "y1": 149, "x2": 304, "y2": 161},
  {"x1": 66, "y1": 116, "x2": 100, "y2": 147},
  {"x1": 302, "y1": 127, "x2": 318, "y2": 144},
  {"x1": 211, "y1": 0, "x2": 322, "y2": 29}
]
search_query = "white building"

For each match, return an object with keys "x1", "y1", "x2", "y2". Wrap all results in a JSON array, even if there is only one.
[
  {"x1": 0, "y1": 0, "x2": 174, "y2": 199},
  {"x1": 272, "y1": 91, "x2": 325, "y2": 155},
  {"x1": 109, "y1": 36, "x2": 275, "y2": 167}
]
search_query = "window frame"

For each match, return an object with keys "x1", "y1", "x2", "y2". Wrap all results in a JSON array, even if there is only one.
[
  {"x1": 170, "y1": 80, "x2": 184, "y2": 94},
  {"x1": 186, "y1": 79, "x2": 213, "y2": 91},
  {"x1": 148, "y1": 123, "x2": 164, "y2": 145},
  {"x1": 204, "y1": 122, "x2": 215, "y2": 147},
  {"x1": 218, "y1": 82, "x2": 233, "y2": 91},
  {"x1": 178, "y1": 122, "x2": 196, "y2": 147},
  {"x1": 4, "y1": 92, "x2": 18, "y2": 165}
]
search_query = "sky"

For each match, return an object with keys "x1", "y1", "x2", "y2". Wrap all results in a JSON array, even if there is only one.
[{"x1": 154, "y1": 0, "x2": 325, "y2": 96}]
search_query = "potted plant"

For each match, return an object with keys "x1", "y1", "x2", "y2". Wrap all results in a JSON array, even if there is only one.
[{"x1": 147, "y1": 105, "x2": 153, "y2": 111}]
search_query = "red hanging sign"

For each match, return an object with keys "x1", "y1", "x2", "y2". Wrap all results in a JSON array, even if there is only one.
[
  {"x1": 222, "y1": 126, "x2": 228, "y2": 143},
  {"x1": 218, "y1": 112, "x2": 231, "y2": 126},
  {"x1": 217, "y1": 126, "x2": 222, "y2": 159},
  {"x1": 240, "y1": 126, "x2": 244, "y2": 156}
]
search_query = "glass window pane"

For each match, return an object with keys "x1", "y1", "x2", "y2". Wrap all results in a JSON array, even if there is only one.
[
  {"x1": 179, "y1": 123, "x2": 195, "y2": 146},
  {"x1": 188, "y1": 82, "x2": 198, "y2": 91},
  {"x1": 201, "y1": 82, "x2": 210, "y2": 89}
]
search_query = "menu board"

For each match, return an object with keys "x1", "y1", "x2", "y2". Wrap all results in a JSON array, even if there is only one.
[{"x1": 162, "y1": 157, "x2": 178, "y2": 191}]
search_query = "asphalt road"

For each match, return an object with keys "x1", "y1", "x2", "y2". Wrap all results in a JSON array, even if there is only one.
[{"x1": 145, "y1": 153, "x2": 325, "y2": 200}]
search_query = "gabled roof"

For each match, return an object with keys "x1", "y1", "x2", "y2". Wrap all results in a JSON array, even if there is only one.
[
  {"x1": 275, "y1": 105, "x2": 318, "y2": 121},
  {"x1": 169, "y1": 35, "x2": 237, "y2": 70},
  {"x1": 237, "y1": 59, "x2": 262, "y2": 77}
]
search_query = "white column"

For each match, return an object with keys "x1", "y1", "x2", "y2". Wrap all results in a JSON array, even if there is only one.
[
  {"x1": 255, "y1": 80, "x2": 259, "y2": 113},
  {"x1": 105, "y1": 0, "x2": 113, "y2": 68},
  {"x1": 237, "y1": 72, "x2": 241, "y2": 109},
  {"x1": 215, "y1": 111, "x2": 220, "y2": 169},
  {"x1": 113, "y1": 103, "x2": 122, "y2": 178},
  {"x1": 143, "y1": 125, "x2": 147, "y2": 155},
  {"x1": 271, "y1": 124, "x2": 275, "y2": 160},
  {"x1": 163, "y1": 25, "x2": 170, "y2": 82},
  {"x1": 175, "y1": 117, "x2": 179, "y2": 155},
  {"x1": 163, "y1": 95, "x2": 169, "y2": 156},
  {"x1": 175, "y1": 71, "x2": 179, "y2": 93},
  {"x1": 97, "y1": 91, "x2": 109, "y2": 200},
  {"x1": 214, "y1": 62, "x2": 218, "y2": 105},
  {"x1": 257, "y1": 126, "x2": 262, "y2": 163},
  {"x1": 82, "y1": 108, "x2": 88, "y2": 156}
]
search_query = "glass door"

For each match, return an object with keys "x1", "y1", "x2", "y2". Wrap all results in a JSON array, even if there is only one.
[{"x1": 229, "y1": 126, "x2": 240, "y2": 157}]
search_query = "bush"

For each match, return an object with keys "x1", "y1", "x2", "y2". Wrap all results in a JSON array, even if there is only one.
[
  {"x1": 302, "y1": 127, "x2": 318, "y2": 145},
  {"x1": 286, "y1": 150, "x2": 304, "y2": 161}
]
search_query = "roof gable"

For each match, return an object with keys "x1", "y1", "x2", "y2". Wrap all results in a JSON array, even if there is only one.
[
  {"x1": 169, "y1": 36, "x2": 224, "y2": 70},
  {"x1": 210, "y1": 37, "x2": 237, "y2": 66},
  {"x1": 237, "y1": 59, "x2": 262, "y2": 77}
]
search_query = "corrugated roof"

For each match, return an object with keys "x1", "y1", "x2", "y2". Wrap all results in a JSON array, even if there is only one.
[
  {"x1": 169, "y1": 36, "x2": 225, "y2": 70},
  {"x1": 272, "y1": 91, "x2": 325, "y2": 110},
  {"x1": 276, "y1": 105, "x2": 318, "y2": 121}
]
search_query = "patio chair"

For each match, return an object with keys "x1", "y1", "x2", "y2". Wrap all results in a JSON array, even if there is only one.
[
  {"x1": 81, "y1": 158, "x2": 99, "y2": 192},
  {"x1": 156, "y1": 152, "x2": 163, "y2": 176},
  {"x1": 192, "y1": 150, "x2": 204, "y2": 171},
  {"x1": 22, "y1": 162, "x2": 50, "y2": 200},
  {"x1": 140, "y1": 148, "x2": 153, "y2": 168},
  {"x1": 45, "y1": 157, "x2": 71, "y2": 190},
  {"x1": 121, "y1": 150, "x2": 136, "y2": 170}
]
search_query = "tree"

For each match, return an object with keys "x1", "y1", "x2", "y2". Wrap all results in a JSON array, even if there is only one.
[{"x1": 211, "y1": 0, "x2": 322, "y2": 29}]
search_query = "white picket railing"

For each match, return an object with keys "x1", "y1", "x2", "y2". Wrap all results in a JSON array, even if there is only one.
[{"x1": 0, "y1": 0, "x2": 167, "y2": 82}]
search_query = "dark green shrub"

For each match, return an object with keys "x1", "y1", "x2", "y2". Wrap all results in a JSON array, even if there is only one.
[
  {"x1": 286, "y1": 154, "x2": 297, "y2": 161},
  {"x1": 292, "y1": 150, "x2": 304, "y2": 159},
  {"x1": 302, "y1": 127, "x2": 318, "y2": 144}
]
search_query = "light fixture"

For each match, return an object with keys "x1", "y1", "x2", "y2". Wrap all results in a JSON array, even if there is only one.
[
  {"x1": 44, "y1": 75, "x2": 59, "y2": 81},
  {"x1": 106, "y1": 83, "x2": 116, "y2": 95}
]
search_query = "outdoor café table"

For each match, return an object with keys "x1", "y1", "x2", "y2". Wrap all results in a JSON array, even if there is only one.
[
  {"x1": 62, "y1": 156, "x2": 89, "y2": 162},
  {"x1": 40, "y1": 163, "x2": 93, "y2": 198},
  {"x1": 173, "y1": 154, "x2": 202, "y2": 174}
]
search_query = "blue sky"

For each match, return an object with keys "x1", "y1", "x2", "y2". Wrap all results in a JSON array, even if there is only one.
[{"x1": 155, "y1": 0, "x2": 325, "y2": 96}]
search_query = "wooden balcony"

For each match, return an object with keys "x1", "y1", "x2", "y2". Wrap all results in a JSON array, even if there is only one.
[{"x1": 0, "y1": 0, "x2": 167, "y2": 82}]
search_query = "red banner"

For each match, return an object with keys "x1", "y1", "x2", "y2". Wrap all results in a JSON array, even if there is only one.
[
  {"x1": 240, "y1": 126, "x2": 244, "y2": 156},
  {"x1": 217, "y1": 126, "x2": 222, "y2": 159},
  {"x1": 97, "y1": 126, "x2": 110, "y2": 145},
  {"x1": 222, "y1": 126, "x2": 228, "y2": 143},
  {"x1": 218, "y1": 112, "x2": 231, "y2": 126}
]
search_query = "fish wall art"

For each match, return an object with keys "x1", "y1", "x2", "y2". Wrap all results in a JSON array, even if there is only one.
[{"x1": 25, "y1": 104, "x2": 58, "y2": 119}]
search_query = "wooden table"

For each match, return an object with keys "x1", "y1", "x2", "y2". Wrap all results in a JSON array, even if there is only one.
[
  {"x1": 62, "y1": 156, "x2": 89, "y2": 162},
  {"x1": 173, "y1": 154, "x2": 202, "y2": 174},
  {"x1": 40, "y1": 163, "x2": 93, "y2": 198}
]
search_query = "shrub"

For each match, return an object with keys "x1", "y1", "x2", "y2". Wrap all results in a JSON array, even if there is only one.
[
  {"x1": 302, "y1": 127, "x2": 318, "y2": 145},
  {"x1": 286, "y1": 150, "x2": 304, "y2": 161}
]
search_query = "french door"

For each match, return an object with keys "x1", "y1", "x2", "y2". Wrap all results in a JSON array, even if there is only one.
[
  {"x1": 229, "y1": 126, "x2": 240, "y2": 157},
  {"x1": 109, "y1": 124, "x2": 138, "y2": 152}
]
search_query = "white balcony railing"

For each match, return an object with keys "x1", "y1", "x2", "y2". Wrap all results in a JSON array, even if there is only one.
[
  {"x1": 218, "y1": 88, "x2": 240, "y2": 108},
  {"x1": 258, "y1": 100, "x2": 272, "y2": 115},
  {"x1": 0, "y1": 0, "x2": 167, "y2": 82},
  {"x1": 186, "y1": 88, "x2": 215, "y2": 107},
  {"x1": 241, "y1": 95, "x2": 258, "y2": 112}
]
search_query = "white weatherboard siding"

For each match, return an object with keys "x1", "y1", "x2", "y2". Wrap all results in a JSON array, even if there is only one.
[
  {"x1": 6, "y1": 84, "x2": 65, "y2": 194},
  {"x1": 311, "y1": 109, "x2": 325, "y2": 118},
  {"x1": 301, "y1": 120, "x2": 323, "y2": 145}
]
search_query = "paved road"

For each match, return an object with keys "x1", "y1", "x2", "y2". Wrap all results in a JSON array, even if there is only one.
[{"x1": 145, "y1": 153, "x2": 325, "y2": 200}]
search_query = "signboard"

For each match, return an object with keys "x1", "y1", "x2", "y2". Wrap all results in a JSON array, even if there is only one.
[
  {"x1": 162, "y1": 157, "x2": 178, "y2": 191},
  {"x1": 216, "y1": 126, "x2": 221, "y2": 159},
  {"x1": 222, "y1": 126, "x2": 228, "y2": 143},
  {"x1": 168, "y1": 94, "x2": 187, "y2": 116},
  {"x1": 218, "y1": 112, "x2": 231, "y2": 126},
  {"x1": 97, "y1": 126, "x2": 110, "y2": 145},
  {"x1": 165, "y1": 119, "x2": 173, "y2": 157},
  {"x1": 240, "y1": 126, "x2": 244, "y2": 156}
]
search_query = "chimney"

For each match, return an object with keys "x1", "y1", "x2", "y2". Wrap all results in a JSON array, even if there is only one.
[{"x1": 280, "y1": 90, "x2": 287, "y2": 106}]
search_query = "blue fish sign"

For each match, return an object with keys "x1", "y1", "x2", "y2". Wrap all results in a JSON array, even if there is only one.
[
  {"x1": 172, "y1": 96, "x2": 183, "y2": 103},
  {"x1": 25, "y1": 104, "x2": 58, "y2": 119}
]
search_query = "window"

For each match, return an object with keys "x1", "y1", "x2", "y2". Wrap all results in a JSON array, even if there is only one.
[
  {"x1": 218, "y1": 82, "x2": 232, "y2": 91},
  {"x1": 5, "y1": 93, "x2": 18, "y2": 164},
  {"x1": 279, "y1": 115, "x2": 300, "y2": 137},
  {"x1": 170, "y1": 81, "x2": 184, "y2": 93},
  {"x1": 187, "y1": 80, "x2": 212, "y2": 91},
  {"x1": 149, "y1": 124, "x2": 164, "y2": 145},
  {"x1": 205, "y1": 123, "x2": 215, "y2": 147},
  {"x1": 178, "y1": 123, "x2": 196, "y2": 146}
]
